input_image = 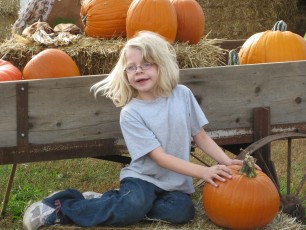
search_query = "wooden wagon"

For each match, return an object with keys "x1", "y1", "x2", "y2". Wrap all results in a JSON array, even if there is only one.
[{"x1": 1, "y1": 60, "x2": 305, "y2": 222}]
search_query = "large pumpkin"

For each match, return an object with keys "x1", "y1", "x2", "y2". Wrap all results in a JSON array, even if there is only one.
[
  {"x1": 23, "y1": 49, "x2": 80, "y2": 80},
  {"x1": 203, "y1": 154, "x2": 280, "y2": 230},
  {"x1": 0, "y1": 59, "x2": 22, "y2": 82},
  {"x1": 126, "y1": 0, "x2": 177, "y2": 43},
  {"x1": 171, "y1": 0, "x2": 205, "y2": 44},
  {"x1": 239, "y1": 20, "x2": 306, "y2": 64},
  {"x1": 80, "y1": 0, "x2": 133, "y2": 38}
]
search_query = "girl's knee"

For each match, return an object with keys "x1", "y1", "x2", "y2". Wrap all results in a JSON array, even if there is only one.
[
  {"x1": 147, "y1": 192, "x2": 195, "y2": 224},
  {"x1": 172, "y1": 201, "x2": 195, "y2": 224},
  {"x1": 118, "y1": 190, "x2": 149, "y2": 220}
]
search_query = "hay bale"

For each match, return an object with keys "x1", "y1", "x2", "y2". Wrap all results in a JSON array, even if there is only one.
[
  {"x1": 0, "y1": 1, "x2": 301, "y2": 42},
  {"x1": 0, "y1": 35, "x2": 227, "y2": 75},
  {"x1": 0, "y1": 14, "x2": 17, "y2": 42},
  {"x1": 196, "y1": 0, "x2": 299, "y2": 39},
  {"x1": 0, "y1": 0, "x2": 19, "y2": 15},
  {"x1": 0, "y1": 0, "x2": 19, "y2": 42},
  {"x1": 47, "y1": 206, "x2": 306, "y2": 229}
]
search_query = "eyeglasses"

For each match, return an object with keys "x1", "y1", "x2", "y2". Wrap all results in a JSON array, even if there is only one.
[{"x1": 124, "y1": 62, "x2": 155, "y2": 74}]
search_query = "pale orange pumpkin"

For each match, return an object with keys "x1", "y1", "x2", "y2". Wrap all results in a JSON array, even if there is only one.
[
  {"x1": 126, "y1": 0, "x2": 178, "y2": 43},
  {"x1": 0, "y1": 59, "x2": 22, "y2": 81},
  {"x1": 203, "y1": 154, "x2": 280, "y2": 230},
  {"x1": 23, "y1": 49, "x2": 80, "y2": 80},
  {"x1": 171, "y1": 0, "x2": 205, "y2": 44},
  {"x1": 80, "y1": 0, "x2": 133, "y2": 38},
  {"x1": 239, "y1": 20, "x2": 306, "y2": 64}
]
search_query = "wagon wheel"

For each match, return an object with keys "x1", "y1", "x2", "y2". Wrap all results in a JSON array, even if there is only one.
[{"x1": 236, "y1": 132, "x2": 306, "y2": 223}]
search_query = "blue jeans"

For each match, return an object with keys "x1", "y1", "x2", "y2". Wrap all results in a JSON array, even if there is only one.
[{"x1": 43, "y1": 177, "x2": 195, "y2": 227}]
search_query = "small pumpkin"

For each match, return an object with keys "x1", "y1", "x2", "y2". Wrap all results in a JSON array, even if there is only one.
[
  {"x1": 171, "y1": 0, "x2": 205, "y2": 44},
  {"x1": 81, "y1": 0, "x2": 133, "y2": 38},
  {"x1": 239, "y1": 20, "x2": 306, "y2": 64},
  {"x1": 203, "y1": 154, "x2": 280, "y2": 230},
  {"x1": 126, "y1": 0, "x2": 177, "y2": 43},
  {"x1": 23, "y1": 49, "x2": 80, "y2": 80},
  {"x1": 0, "y1": 59, "x2": 22, "y2": 82}
]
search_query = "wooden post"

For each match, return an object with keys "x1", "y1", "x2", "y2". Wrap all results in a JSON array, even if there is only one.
[
  {"x1": 1, "y1": 82, "x2": 29, "y2": 217},
  {"x1": 253, "y1": 107, "x2": 279, "y2": 188}
]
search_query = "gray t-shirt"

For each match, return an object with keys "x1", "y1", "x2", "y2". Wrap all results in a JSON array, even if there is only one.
[{"x1": 119, "y1": 85, "x2": 208, "y2": 194}]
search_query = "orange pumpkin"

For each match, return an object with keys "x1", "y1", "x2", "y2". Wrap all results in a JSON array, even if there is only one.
[
  {"x1": 81, "y1": 0, "x2": 133, "y2": 38},
  {"x1": 0, "y1": 59, "x2": 22, "y2": 82},
  {"x1": 126, "y1": 0, "x2": 177, "y2": 43},
  {"x1": 239, "y1": 20, "x2": 306, "y2": 64},
  {"x1": 171, "y1": 0, "x2": 205, "y2": 44},
  {"x1": 203, "y1": 154, "x2": 280, "y2": 230},
  {"x1": 23, "y1": 49, "x2": 80, "y2": 80}
]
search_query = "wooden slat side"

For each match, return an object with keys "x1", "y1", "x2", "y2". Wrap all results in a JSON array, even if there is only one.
[
  {"x1": 0, "y1": 61, "x2": 305, "y2": 148},
  {"x1": 180, "y1": 61, "x2": 306, "y2": 131},
  {"x1": 27, "y1": 75, "x2": 122, "y2": 145}
]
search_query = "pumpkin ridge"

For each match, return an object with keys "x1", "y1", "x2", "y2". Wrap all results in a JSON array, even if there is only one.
[
  {"x1": 171, "y1": 0, "x2": 205, "y2": 44},
  {"x1": 81, "y1": 0, "x2": 132, "y2": 38},
  {"x1": 126, "y1": 0, "x2": 177, "y2": 43}
]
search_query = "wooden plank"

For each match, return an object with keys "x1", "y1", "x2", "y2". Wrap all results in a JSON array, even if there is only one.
[
  {"x1": 27, "y1": 75, "x2": 122, "y2": 145},
  {"x1": 0, "y1": 82, "x2": 18, "y2": 147},
  {"x1": 0, "y1": 139, "x2": 118, "y2": 165},
  {"x1": 180, "y1": 61, "x2": 306, "y2": 133}
]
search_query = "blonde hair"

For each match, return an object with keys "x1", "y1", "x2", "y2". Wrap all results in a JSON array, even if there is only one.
[{"x1": 91, "y1": 31, "x2": 179, "y2": 107}]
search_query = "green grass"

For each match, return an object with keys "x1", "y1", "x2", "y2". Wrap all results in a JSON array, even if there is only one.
[
  {"x1": 271, "y1": 139, "x2": 306, "y2": 198},
  {"x1": 0, "y1": 159, "x2": 121, "y2": 228},
  {"x1": 0, "y1": 139, "x2": 305, "y2": 229}
]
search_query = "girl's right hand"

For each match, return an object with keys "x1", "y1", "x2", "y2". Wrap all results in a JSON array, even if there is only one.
[{"x1": 203, "y1": 165, "x2": 233, "y2": 187}]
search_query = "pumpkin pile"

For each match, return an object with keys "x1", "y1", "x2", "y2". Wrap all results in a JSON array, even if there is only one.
[
  {"x1": 0, "y1": 49, "x2": 80, "y2": 81},
  {"x1": 170, "y1": 0, "x2": 205, "y2": 44},
  {"x1": 202, "y1": 154, "x2": 280, "y2": 230},
  {"x1": 126, "y1": 0, "x2": 177, "y2": 43},
  {"x1": 80, "y1": 0, "x2": 133, "y2": 38},
  {"x1": 0, "y1": 59, "x2": 22, "y2": 82},
  {"x1": 23, "y1": 48, "x2": 80, "y2": 80},
  {"x1": 238, "y1": 20, "x2": 306, "y2": 64},
  {"x1": 80, "y1": 0, "x2": 205, "y2": 44}
]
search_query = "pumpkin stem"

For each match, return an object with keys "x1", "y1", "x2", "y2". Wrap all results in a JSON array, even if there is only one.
[
  {"x1": 272, "y1": 20, "x2": 287, "y2": 32},
  {"x1": 228, "y1": 49, "x2": 240, "y2": 65},
  {"x1": 238, "y1": 153, "x2": 257, "y2": 178},
  {"x1": 81, "y1": 14, "x2": 87, "y2": 27}
]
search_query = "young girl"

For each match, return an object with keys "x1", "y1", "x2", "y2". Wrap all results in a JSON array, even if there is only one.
[{"x1": 23, "y1": 31, "x2": 243, "y2": 229}]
